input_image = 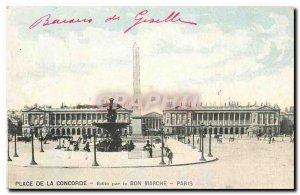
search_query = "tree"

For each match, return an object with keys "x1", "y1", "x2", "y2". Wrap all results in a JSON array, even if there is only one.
[
  {"x1": 280, "y1": 117, "x2": 294, "y2": 135},
  {"x1": 8, "y1": 118, "x2": 22, "y2": 136}
]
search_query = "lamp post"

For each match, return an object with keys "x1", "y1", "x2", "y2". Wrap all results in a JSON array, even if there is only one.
[
  {"x1": 192, "y1": 113, "x2": 195, "y2": 149},
  {"x1": 40, "y1": 128, "x2": 44, "y2": 152},
  {"x1": 30, "y1": 125, "x2": 37, "y2": 165},
  {"x1": 192, "y1": 127, "x2": 195, "y2": 149},
  {"x1": 159, "y1": 122, "x2": 166, "y2": 165},
  {"x1": 207, "y1": 123, "x2": 213, "y2": 157},
  {"x1": 40, "y1": 114, "x2": 44, "y2": 152},
  {"x1": 184, "y1": 124, "x2": 187, "y2": 144},
  {"x1": 92, "y1": 127, "x2": 99, "y2": 166},
  {"x1": 150, "y1": 131, "x2": 153, "y2": 158},
  {"x1": 199, "y1": 123, "x2": 206, "y2": 161},
  {"x1": 13, "y1": 128, "x2": 19, "y2": 157},
  {"x1": 58, "y1": 127, "x2": 62, "y2": 149},
  {"x1": 8, "y1": 135, "x2": 12, "y2": 161},
  {"x1": 199, "y1": 123, "x2": 204, "y2": 152}
]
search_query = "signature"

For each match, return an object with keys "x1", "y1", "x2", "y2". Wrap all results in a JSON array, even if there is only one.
[
  {"x1": 29, "y1": 14, "x2": 93, "y2": 29},
  {"x1": 28, "y1": 10, "x2": 197, "y2": 33},
  {"x1": 124, "y1": 10, "x2": 197, "y2": 33}
]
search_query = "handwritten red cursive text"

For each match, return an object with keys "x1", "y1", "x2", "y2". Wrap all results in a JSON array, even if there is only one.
[
  {"x1": 124, "y1": 10, "x2": 197, "y2": 33},
  {"x1": 29, "y1": 14, "x2": 93, "y2": 29}
]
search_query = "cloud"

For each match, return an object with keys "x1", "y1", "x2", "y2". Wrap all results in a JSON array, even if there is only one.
[{"x1": 6, "y1": 10, "x2": 294, "y2": 111}]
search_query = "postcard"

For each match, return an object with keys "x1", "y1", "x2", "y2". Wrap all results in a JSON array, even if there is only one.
[{"x1": 6, "y1": 6, "x2": 294, "y2": 189}]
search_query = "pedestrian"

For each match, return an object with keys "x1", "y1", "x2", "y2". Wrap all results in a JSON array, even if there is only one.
[
  {"x1": 197, "y1": 138, "x2": 200, "y2": 144},
  {"x1": 168, "y1": 151, "x2": 173, "y2": 165},
  {"x1": 188, "y1": 138, "x2": 190, "y2": 144},
  {"x1": 272, "y1": 137, "x2": 275, "y2": 143}
]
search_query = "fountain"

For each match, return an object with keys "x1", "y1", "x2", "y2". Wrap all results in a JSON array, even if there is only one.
[{"x1": 93, "y1": 98, "x2": 131, "y2": 152}]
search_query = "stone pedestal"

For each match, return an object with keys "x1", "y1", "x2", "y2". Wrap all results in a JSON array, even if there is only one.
[{"x1": 131, "y1": 115, "x2": 142, "y2": 135}]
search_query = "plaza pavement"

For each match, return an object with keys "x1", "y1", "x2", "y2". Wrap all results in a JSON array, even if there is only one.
[
  {"x1": 7, "y1": 136, "x2": 294, "y2": 189},
  {"x1": 7, "y1": 137, "x2": 216, "y2": 168}
]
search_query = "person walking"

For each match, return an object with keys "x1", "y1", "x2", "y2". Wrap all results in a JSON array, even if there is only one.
[{"x1": 168, "y1": 151, "x2": 173, "y2": 165}]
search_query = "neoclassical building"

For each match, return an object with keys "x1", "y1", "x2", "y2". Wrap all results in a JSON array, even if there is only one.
[
  {"x1": 21, "y1": 104, "x2": 132, "y2": 137},
  {"x1": 140, "y1": 112, "x2": 163, "y2": 135},
  {"x1": 163, "y1": 104, "x2": 281, "y2": 136}
]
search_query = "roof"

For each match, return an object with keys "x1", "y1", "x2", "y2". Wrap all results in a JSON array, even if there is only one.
[
  {"x1": 142, "y1": 112, "x2": 163, "y2": 118},
  {"x1": 163, "y1": 104, "x2": 280, "y2": 112},
  {"x1": 22, "y1": 105, "x2": 132, "y2": 113}
]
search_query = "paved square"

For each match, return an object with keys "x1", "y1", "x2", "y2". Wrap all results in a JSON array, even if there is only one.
[{"x1": 7, "y1": 136, "x2": 294, "y2": 189}]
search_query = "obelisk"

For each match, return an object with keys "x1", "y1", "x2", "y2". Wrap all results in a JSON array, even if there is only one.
[{"x1": 131, "y1": 42, "x2": 142, "y2": 135}]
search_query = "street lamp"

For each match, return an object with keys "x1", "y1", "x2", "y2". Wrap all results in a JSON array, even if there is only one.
[
  {"x1": 207, "y1": 123, "x2": 213, "y2": 157},
  {"x1": 8, "y1": 135, "x2": 12, "y2": 161},
  {"x1": 29, "y1": 124, "x2": 37, "y2": 165},
  {"x1": 92, "y1": 126, "x2": 99, "y2": 166},
  {"x1": 58, "y1": 128, "x2": 62, "y2": 149},
  {"x1": 199, "y1": 123, "x2": 206, "y2": 162},
  {"x1": 183, "y1": 124, "x2": 186, "y2": 144},
  {"x1": 40, "y1": 115, "x2": 44, "y2": 152},
  {"x1": 40, "y1": 128, "x2": 44, "y2": 152},
  {"x1": 192, "y1": 114, "x2": 195, "y2": 149},
  {"x1": 13, "y1": 124, "x2": 19, "y2": 157},
  {"x1": 150, "y1": 130, "x2": 153, "y2": 158},
  {"x1": 198, "y1": 123, "x2": 204, "y2": 152},
  {"x1": 159, "y1": 122, "x2": 166, "y2": 165},
  {"x1": 192, "y1": 126, "x2": 195, "y2": 149}
]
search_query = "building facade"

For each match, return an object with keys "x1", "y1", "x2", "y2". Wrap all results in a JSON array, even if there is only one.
[
  {"x1": 140, "y1": 112, "x2": 163, "y2": 135},
  {"x1": 280, "y1": 106, "x2": 294, "y2": 135},
  {"x1": 163, "y1": 104, "x2": 281, "y2": 136},
  {"x1": 21, "y1": 104, "x2": 132, "y2": 137}
]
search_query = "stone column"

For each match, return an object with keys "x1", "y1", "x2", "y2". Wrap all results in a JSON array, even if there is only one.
[
  {"x1": 207, "y1": 113, "x2": 209, "y2": 124},
  {"x1": 152, "y1": 119, "x2": 155, "y2": 129},
  {"x1": 223, "y1": 113, "x2": 225, "y2": 125},
  {"x1": 233, "y1": 113, "x2": 236, "y2": 126}
]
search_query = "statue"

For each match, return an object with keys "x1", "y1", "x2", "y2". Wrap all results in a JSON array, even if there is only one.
[
  {"x1": 93, "y1": 98, "x2": 131, "y2": 152},
  {"x1": 107, "y1": 98, "x2": 117, "y2": 122}
]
